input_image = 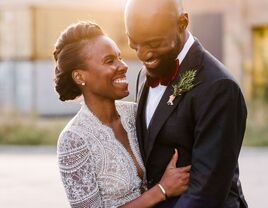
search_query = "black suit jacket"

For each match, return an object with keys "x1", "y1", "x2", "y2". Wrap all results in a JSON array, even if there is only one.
[{"x1": 136, "y1": 40, "x2": 248, "y2": 208}]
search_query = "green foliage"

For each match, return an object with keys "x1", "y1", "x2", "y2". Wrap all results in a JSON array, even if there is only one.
[
  {"x1": 244, "y1": 126, "x2": 268, "y2": 146},
  {"x1": 0, "y1": 119, "x2": 66, "y2": 145},
  {"x1": 243, "y1": 99, "x2": 268, "y2": 146},
  {"x1": 0, "y1": 99, "x2": 267, "y2": 146},
  {"x1": 172, "y1": 70, "x2": 197, "y2": 96}
]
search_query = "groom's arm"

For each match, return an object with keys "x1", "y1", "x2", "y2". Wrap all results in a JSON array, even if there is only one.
[{"x1": 174, "y1": 79, "x2": 247, "y2": 208}]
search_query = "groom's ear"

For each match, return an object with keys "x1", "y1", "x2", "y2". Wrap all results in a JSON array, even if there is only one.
[{"x1": 177, "y1": 13, "x2": 189, "y2": 32}]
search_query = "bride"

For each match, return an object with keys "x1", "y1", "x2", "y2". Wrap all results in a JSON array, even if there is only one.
[{"x1": 54, "y1": 21, "x2": 190, "y2": 208}]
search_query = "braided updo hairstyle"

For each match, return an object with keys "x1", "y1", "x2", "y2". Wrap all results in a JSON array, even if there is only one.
[{"x1": 53, "y1": 21, "x2": 104, "y2": 101}]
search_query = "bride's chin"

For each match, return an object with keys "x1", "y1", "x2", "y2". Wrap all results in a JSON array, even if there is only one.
[{"x1": 116, "y1": 91, "x2": 129, "y2": 100}]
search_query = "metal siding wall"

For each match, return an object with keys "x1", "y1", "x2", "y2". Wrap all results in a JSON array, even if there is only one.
[
  {"x1": 191, "y1": 13, "x2": 224, "y2": 62},
  {"x1": 0, "y1": 7, "x2": 32, "y2": 59}
]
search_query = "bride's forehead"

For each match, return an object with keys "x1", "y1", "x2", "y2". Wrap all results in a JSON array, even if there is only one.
[
  {"x1": 83, "y1": 36, "x2": 120, "y2": 58},
  {"x1": 86, "y1": 36, "x2": 119, "y2": 51}
]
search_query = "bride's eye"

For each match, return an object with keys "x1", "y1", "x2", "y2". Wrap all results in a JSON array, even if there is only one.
[{"x1": 104, "y1": 57, "x2": 115, "y2": 65}]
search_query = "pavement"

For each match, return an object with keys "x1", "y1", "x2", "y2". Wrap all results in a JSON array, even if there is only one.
[{"x1": 0, "y1": 146, "x2": 267, "y2": 208}]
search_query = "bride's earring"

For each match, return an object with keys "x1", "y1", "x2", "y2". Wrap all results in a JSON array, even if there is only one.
[{"x1": 81, "y1": 82, "x2": 86, "y2": 86}]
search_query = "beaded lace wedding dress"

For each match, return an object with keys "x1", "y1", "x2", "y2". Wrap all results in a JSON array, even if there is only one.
[{"x1": 57, "y1": 101, "x2": 147, "y2": 208}]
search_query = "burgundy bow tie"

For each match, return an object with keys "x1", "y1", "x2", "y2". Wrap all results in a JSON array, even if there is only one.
[{"x1": 146, "y1": 60, "x2": 180, "y2": 88}]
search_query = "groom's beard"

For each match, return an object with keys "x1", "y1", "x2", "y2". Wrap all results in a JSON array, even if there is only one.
[
  {"x1": 152, "y1": 55, "x2": 177, "y2": 78},
  {"x1": 146, "y1": 40, "x2": 180, "y2": 78}
]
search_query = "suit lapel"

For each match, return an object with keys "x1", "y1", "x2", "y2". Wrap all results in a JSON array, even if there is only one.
[
  {"x1": 145, "y1": 40, "x2": 204, "y2": 163},
  {"x1": 136, "y1": 72, "x2": 148, "y2": 162}
]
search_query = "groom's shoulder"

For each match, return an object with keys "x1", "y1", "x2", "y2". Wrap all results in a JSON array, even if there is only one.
[
  {"x1": 137, "y1": 67, "x2": 147, "y2": 85},
  {"x1": 135, "y1": 67, "x2": 147, "y2": 102},
  {"x1": 201, "y1": 50, "x2": 238, "y2": 85}
]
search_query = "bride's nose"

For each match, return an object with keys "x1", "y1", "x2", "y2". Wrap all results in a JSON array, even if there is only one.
[{"x1": 117, "y1": 59, "x2": 128, "y2": 73}]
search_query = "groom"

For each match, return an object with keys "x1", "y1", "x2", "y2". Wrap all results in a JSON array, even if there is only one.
[{"x1": 124, "y1": 0, "x2": 248, "y2": 207}]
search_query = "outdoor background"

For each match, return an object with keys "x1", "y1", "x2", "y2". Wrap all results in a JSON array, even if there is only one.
[{"x1": 0, "y1": 0, "x2": 268, "y2": 207}]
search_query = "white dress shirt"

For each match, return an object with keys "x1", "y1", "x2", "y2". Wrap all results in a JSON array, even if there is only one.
[{"x1": 145, "y1": 32, "x2": 195, "y2": 127}]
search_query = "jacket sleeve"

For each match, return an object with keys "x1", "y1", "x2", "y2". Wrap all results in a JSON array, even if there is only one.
[{"x1": 174, "y1": 79, "x2": 247, "y2": 208}]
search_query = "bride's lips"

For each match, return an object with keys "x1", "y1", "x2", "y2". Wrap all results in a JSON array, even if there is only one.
[{"x1": 143, "y1": 59, "x2": 160, "y2": 69}]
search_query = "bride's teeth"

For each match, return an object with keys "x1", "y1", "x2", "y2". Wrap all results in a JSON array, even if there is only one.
[{"x1": 114, "y1": 78, "x2": 128, "y2": 84}]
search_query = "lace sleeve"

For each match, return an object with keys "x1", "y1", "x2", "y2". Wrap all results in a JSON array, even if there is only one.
[{"x1": 57, "y1": 130, "x2": 103, "y2": 208}]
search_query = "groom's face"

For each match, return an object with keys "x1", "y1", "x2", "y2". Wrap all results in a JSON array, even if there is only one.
[{"x1": 125, "y1": 1, "x2": 187, "y2": 78}]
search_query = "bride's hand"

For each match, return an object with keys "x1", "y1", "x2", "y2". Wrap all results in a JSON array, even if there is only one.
[{"x1": 159, "y1": 149, "x2": 191, "y2": 198}]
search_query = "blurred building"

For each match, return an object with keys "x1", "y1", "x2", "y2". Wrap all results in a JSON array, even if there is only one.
[
  {"x1": 0, "y1": 0, "x2": 139, "y2": 116},
  {"x1": 0, "y1": 0, "x2": 267, "y2": 116},
  {"x1": 185, "y1": 0, "x2": 268, "y2": 102}
]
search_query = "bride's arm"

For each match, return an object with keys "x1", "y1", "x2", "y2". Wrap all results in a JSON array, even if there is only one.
[
  {"x1": 57, "y1": 131, "x2": 103, "y2": 208},
  {"x1": 120, "y1": 150, "x2": 190, "y2": 208}
]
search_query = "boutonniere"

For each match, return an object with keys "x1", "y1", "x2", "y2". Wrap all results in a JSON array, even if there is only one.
[{"x1": 167, "y1": 69, "x2": 197, "y2": 105}]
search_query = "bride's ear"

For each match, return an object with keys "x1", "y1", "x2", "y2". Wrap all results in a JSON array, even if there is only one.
[{"x1": 72, "y1": 70, "x2": 87, "y2": 86}]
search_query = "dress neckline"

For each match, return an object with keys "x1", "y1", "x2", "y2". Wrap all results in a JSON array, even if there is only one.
[{"x1": 80, "y1": 101, "x2": 146, "y2": 182}]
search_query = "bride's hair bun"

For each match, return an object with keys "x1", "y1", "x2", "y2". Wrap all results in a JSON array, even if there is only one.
[{"x1": 53, "y1": 21, "x2": 104, "y2": 101}]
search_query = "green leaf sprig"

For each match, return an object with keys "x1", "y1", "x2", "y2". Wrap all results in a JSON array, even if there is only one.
[{"x1": 167, "y1": 69, "x2": 197, "y2": 105}]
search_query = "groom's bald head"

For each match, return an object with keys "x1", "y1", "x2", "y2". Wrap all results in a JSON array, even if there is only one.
[
  {"x1": 124, "y1": 0, "x2": 189, "y2": 77},
  {"x1": 125, "y1": 0, "x2": 184, "y2": 13},
  {"x1": 125, "y1": 0, "x2": 184, "y2": 21},
  {"x1": 124, "y1": 0, "x2": 188, "y2": 46}
]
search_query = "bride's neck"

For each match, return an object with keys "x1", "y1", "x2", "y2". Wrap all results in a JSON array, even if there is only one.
[{"x1": 84, "y1": 97, "x2": 119, "y2": 125}]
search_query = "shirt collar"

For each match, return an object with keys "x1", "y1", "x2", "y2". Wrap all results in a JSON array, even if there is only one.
[{"x1": 177, "y1": 32, "x2": 195, "y2": 64}]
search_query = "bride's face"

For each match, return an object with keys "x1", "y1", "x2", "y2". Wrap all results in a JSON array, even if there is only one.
[{"x1": 77, "y1": 36, "x2": 129, "y2": 101}]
